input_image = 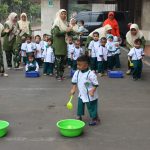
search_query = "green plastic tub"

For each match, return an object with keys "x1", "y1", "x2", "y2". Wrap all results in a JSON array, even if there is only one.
[
  {"x1": 56, "y1": 119, "x2": 85, "y2": 137},
  {"x1": 0, "y1": 120, "x2": 9, "y2": 137}
]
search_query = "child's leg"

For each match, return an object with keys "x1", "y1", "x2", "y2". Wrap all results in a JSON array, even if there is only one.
[
  {"x1": 137, "y1": 60, "x2": 143, "y2": 79},
  {"x1": 72, "y1": 60, "x2": 77, "y2": 70},
  {"x1": 97, "y1": 61, "x2": 104, "y2": 73},
  {"x1": 132, "y1": 60, "x2": 138, "y2": 79},
  {"x1": 90, "y1": 57, "x2": 97, "y2": 71},
  {"x1": 43, "y1": 62, "x2": 47, "y2": 74},
  {"x1": 86, "y1": 100, "x2": 98, "y2": 120},
  {"x1": 77, "y1": 97, "x2": 85, "y2": 117},
  {"x1": 114, "y1": 54, "x2": 121, "y2": 68},
  {"x1": 104, "y1": 61, "x2": 108, "y2": 72},
  {"x1": 107, "y1": 56, "x2": 113, "y2": 70},
  {"x1": 49, "y1": 63, "x2": 54, "y2": 74}
]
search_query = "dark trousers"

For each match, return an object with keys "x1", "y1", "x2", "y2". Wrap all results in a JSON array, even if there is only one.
[
  {"x1": 113, "y1": 54, "x2": 121, "y2": 68},
  {"x1": 5, "y1": 51, "x2": 13, "y2": 67},
  {"x1": 72, "y1": 60, "x2": 77, "y2": 70},
  {"x1": 36, "y1": 58, "x2": 43, "y2": 67},
  {"x1": 90, "y1": 57, "x2": 97, "y2": 71},
  {"x1": 55, "y1": 55, "x2": 65, "y2": 78},
  {"x1": 77, "y1": 97, "x2": 98, "y2": 119},
  {"x1": 13, "y1": 50, "x2": 21, "y2": 68},
  {"x1": 67, "y1": 58, "x2": 73, "y2": 67},
  {"x1": 43, "y1": 62, "x2": 54, "y2": 75},
  {"x1": 107, "y1": 56, "x2": 113, "y2": 70},
  {"x1": 97, "y1": 61, "x2": 107, "y2": 73},
  {"x1": 0, "y1": 51, "x2": 4, "y2": 73},
  {"x1": 132, "y1": 60, "x2": 142, "y2": 79}
]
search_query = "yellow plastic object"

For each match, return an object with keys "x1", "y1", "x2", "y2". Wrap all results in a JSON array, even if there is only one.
[
  {"x1": 67, "y1": 95, "x2": 73, "y2": 110},
  {"x1": 129, "y1": 61, "x2": 134, "y2": 67}
]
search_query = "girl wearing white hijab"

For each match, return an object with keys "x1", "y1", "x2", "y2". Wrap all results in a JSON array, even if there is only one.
[
  {"x1": 126, "y1": 24, "x2": 145, "y2": 74},
  {"x1": 51, "y1": 9, "x2": 71, "y2": 81},
  {"x1": 2, "y1": 12, "x2": 19, "y2": 69}
]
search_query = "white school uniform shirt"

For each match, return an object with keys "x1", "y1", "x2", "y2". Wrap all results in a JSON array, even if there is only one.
[
  {"x1": 88, "y1": 40, "x2": 100, "y2": 58},
  {"x1": 67, "y1": 43, "x2": 74, "y2": 58},
  {"x1": 71, "y1": 47, "x2": 83, "y2": 60},
  {"x1": 25, "y1": 61, "x2": 39, "y2": 72},
  {"x1": 72, "y1": 70, "x2": 99, "y2": 103},
  {"x1": 35, "y1": 42, "x2": 43, "y2": 58},
  {"x1": 41, "y1": 41, "x2": 48, "y2": 50},
  {"x1": 106, "y1": 41, "x2": 116, "y2": 56},
  {"x1": 128, "y1": 48, "x2": 144, "y2": 60},
  {"x1": 22, "y1": 42, "x2": 36, "y2": 53},
  {"x1": 42, "y1": 46, "x2": 55, "y2": 63},
  {"x1": 97, "y1": 45, "x2": 108, "y2": 61},
  {"x1": 21, "y1": 42, "x2": 27, "y2": 57},
  {"x1": 113, "y1": 41, "x2": 121, "y2": 55}
]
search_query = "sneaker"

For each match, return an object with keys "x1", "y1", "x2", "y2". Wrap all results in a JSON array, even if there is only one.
[
  {"x1": 126, "y1": 70, "x2": 131, "y2": 75},
  {"x1": 7, "y1": 67, "x2": 12, "y2": 70},
  {"x1": 1, "y1": 73, "x2": 8, "y2": 77},
  {"x1": 49, "y1": 73, "x2": 53, "y2": 76},
  {"x1": 43, "y1": 74, "x2": 47, "y2": 76},
  {"x1": 98, "y1": 73, "x2": 104, "y2": 77},
  {"x1": 61, "y1": 76, "x2": 66, "y2": 80},
  {"x1": 68, "y1": 66, "x2": 71, "y2": 69},
  {"x1": 89, "y1": 118, "x2": 101, "y2": 126},
  {"x1": 76, "y1": 116, "x2": 82, "y2": 120},
  {"x1": 56, "y1": 77, "x2": 62, "y2": 81}
]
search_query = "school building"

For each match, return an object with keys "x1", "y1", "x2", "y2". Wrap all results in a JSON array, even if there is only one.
[{"x1": 40, "y1": 0, "x2": 150, "y2": 42}]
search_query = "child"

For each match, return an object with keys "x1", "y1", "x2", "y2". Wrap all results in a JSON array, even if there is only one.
[
  {"x1": 41, "y1": 34, "x2": 48, "y2": 50},
  {"x1": 71, "y1": 39, "x2": 83, "y2": 71},
  {"x1": 106, "y1": 35, "x2": 116, "y2": 70},
  {"x1": 22, "y1": 35, "x2": 36, "y2": 59},
  {"x1": 128, "y1": 39, "x2": 144, "y2": 81},
  {"x1": 97, "y1": 37, "x2": 108, "y2": 76},
  {"x1": 42, "y1": 38, "x2": 55, "y2": 76},
  {"x1": 67, "y1": 36, "x2": 74, "y2": 68},
  {"x1": 25, "y1": 54, "x2": 39, "y2": 72},
  {"x1": 112, "y1": 36, "x2": 121, "y2": 68},
  {"x1": 35, "y1": 35, "x2": 43, "y2": 67},
  {"x1": 78, "y1": 20, "x2": 88, "y2": 33},
  {"x1": 70, "y1": 55, "x2": 100, "y2": 126},
  {"x1": 88, "y1": 32, "x2": 100, "y2": 72},
  {"x1": 21, "y1": 37, "x2": 27, "y2": 65}
]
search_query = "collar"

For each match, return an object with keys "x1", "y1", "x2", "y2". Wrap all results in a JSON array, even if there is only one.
[{"x1": 81, "y1": 68, "x2": 89, "y2": 73}]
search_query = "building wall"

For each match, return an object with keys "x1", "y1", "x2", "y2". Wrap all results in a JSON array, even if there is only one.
[
  {"x1": 41, "y1": 0, "x2": 60, "y2": 34},
  {"x1": 141, "y1": 0, "x2": 150, "y2": 41}
]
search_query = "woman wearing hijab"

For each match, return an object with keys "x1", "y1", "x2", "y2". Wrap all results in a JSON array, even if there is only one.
[
  {"x1": 103, "y1": 12, "x2": 120, "y2": 37},
  {"x1": 13, "y1": 13, "x2": 31, "y2": 69},
  {"x1": 85, "y1": 24, "x2": 112, "y2": 50},
  {"x1": 0, "y1": 23, "x2": 8, "y2": 77},
  {"x1": 51, "y1": 9, "x2": 72, "y2": 81},
  {"x1": 2, "y1": 12, "x2": 19, "y2": 69},
  {"x1": 126, "y1": 23, "x2": 146, "y2": 74}
]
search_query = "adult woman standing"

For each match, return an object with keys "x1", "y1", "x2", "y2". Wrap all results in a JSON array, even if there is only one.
[
  {"x1": 51, "y1": 9, "x2": 72, "y2": 81},
  {"x1": 103, "y1": 12, "x2": 120, "y2": 37},
  {"x1": 126, "y1": 24, "x2": 146, "y2": 74},
  {"x1": 14, "y1": 13, "x2": 31, "y2": 68},
  {"x1": 2, "y1": 12, "x2": 19, "y2": 69}
]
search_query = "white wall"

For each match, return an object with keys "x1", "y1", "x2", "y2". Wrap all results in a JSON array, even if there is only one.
[
  {"x1": 41, "y1": 0, "x2": 60, "y2": 35},
  {"x1": 92, "y1": 4, "x2": 117, "y2": 12}
]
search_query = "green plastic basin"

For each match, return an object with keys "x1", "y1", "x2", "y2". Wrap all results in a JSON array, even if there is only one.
[
  {"x1": 57, "y1": 119, "x2": 85, "y2": 137},
  {"x1": 0, "y1": 120, "x2": 9, "y2": 137}
]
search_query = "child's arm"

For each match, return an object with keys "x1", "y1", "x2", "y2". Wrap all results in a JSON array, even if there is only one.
[
  {"x1": 25, "y1": 64, "x2": 29, "y2": 72},
  {"x1": 35, "y1": 62, "x2": 39, "y2": 72},
  {"x1": 70, "y1": 84, "x2": 77, "y2": 95}
]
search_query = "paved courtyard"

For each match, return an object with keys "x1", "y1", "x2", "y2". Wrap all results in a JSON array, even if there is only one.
[{"x1": 0, "y1": 49, "x2": 150, "y2": 150}]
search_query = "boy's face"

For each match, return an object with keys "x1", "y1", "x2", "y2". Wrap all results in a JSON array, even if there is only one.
[
  {"x1": 77, "y1": 61, "x2": 89, "y2": 71},
  {"x1": 101, "y1": 40, "x2": 107, "y2": 46},
  {"x1": 93, "y1": 34, "x2": 99, "y2": 41},
  {"x1": 35, "y1": 37, "x2": 40, "y2": 43},
  {"x1": 134, "y1": 42, "x2": 141, "y2": 49},
  {"x1": 47, "y1": 40, "x2": 52, "y2": 46},
  {"x1": 44, "y1": 35, "x2": 48, "y2": 42},
  {"x1": 27, "y1": 38, "x2": 31, "y2": 43},
  {"x1": 68, "y1": 38, "x2": 73, "y2": 44},
  {"x1": 28, "y1": 57, "x2": 34, "y2": 62},
  {"x1": 75, "y1": 41, "x2": 80, "y2": 48}
]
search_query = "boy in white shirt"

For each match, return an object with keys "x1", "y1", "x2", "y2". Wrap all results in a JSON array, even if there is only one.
[
  {"x1": 42, "y1": 38, "x2": 55, "y2": 76},
  {"x1": 106, "y1": 35, "x2": 116, "y2": 70},
  {"x1": 78, "y1": 20, "x2": 88, "y2": 33},
  {"x1": 21, "y1": 37, "x2": 27, "y2": 65},
  {"x1": 88, "y1": 32, "x2": 100, "y2": 72},
  {"x1": 97, "y1": 37, "x2": 108, "y2": 76},
  {"x1": 22, "y1": 35, "x2": 36, "y2": 60},
  {"x1": 67, "y1": 36, "x2": 74, "y2": 68},
  {"x1": 25, "y1": 54, "x2": 39, "y2": 72},
  {"x1": 113, "y1": 36, "x2": 121, "y2": 68},
  {"x1": 41, "y1": 34, "x2": 48, "y2": 50},
  {"x1": 70, "y1": 55, "x2": 100, "y2": 126},
  {"x1": 35, "y1": 35, "x2": 43, "y2": 67},
  {"x1": 71, "y1": 39, "x2": 83, "y2": 71},
  {"x1": 128, "y1": 39, "x2": 144, "y2": 81}
]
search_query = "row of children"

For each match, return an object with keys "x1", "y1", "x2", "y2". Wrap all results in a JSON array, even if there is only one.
[
  {"x1": 67, "y1": 32, "x2": 121, "y2": 77},
  {"x1": 21, "y1": 35, "x2": 55, "y2": 76}
]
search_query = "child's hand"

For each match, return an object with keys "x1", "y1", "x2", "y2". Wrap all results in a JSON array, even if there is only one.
[
  {"x1": 89, "y1": 87, "x2": 96, "y2": 97},
  {"x1": 70, "y1": 85, "x2": 77, "y2": 95}
]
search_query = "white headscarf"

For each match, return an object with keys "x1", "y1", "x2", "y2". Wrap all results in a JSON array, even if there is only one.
[
  {"x1": 89, "y1": 24, "x2": 112, "y2": 39},
  {"x1": 69, "y1": 18, "x2": 78, "y2": 32},
  {"x1": 5, "y1": 12, "x2": 19, "y2": 41},
  {"x1": 126, "y1": 24, "x2": 144, "y2": 47},
  {"x1": 51, "y1": 9, "x2": 68, "y2": 32},
  {"x1": 18, "y1": 13, "x2": 30, "y2": 35}
]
